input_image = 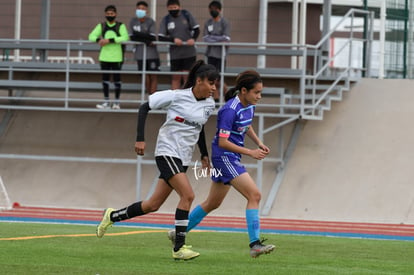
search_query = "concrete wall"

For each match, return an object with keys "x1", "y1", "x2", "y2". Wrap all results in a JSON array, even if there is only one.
[
  {"x1": 270, "y1": 78, "x2": 414, "y2": 224},
  {"x1": 1, "y1": 78, "x2": 414, "y2": 224},
  {"x1": 0, "y1": 104, "x2": 285, "y2": 218}
]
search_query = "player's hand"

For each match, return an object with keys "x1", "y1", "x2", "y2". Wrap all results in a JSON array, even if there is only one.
[
  {"x1": 174, "y1": 38, "x2": 183, "y2": 46},
  {"x1": 200, "y1": 155, "x2": 211, "y2": 169},
  {"x1": 258, "y1": 144, "x2": 270, "y2": 155},
  {"x1": 186, "y1": 39, "x2": 195, "y2": 46},
  {"x1": 249, "y1": 148, "x2": 267, "y2": 160},
  {"x1": 98, "y1": 39, "x2": 109, "y2": 46},
  {"x1": 135, "y1": 141, "x2": 145, "y2": 155},
  {"x1": 200, "y1": 155, "x2": 211, "y2": 175}
]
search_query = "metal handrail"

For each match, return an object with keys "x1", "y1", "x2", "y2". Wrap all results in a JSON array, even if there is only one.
[
  {"x1": 299, "y1": 8, "x2": 374, "y2": 120},
  {"x1": 0, "y1": 9, "x2": 375, "y2": 205},
  {"x1": 0, "y1": 38, "x2": 310, "y2": 109}
]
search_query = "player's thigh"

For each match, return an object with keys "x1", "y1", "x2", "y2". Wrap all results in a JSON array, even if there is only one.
[
  {"x1": 148, "y1": 178, "x2": 174, "y2": 203},
  {"x1": 168, "y1": 172, "x2": 194, "y2": 199},
  {"x1": 230, "y1": 173, "x2": 260, "y2": 201}
]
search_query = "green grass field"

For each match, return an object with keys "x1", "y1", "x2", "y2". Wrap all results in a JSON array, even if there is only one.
[{"x1": 0, "y1": 222, "x2": 413, "y2": 275}]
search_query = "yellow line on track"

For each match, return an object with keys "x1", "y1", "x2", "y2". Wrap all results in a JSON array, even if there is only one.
[{"x1": 0, "y1": 229, "x2": 166, "y2": 241}]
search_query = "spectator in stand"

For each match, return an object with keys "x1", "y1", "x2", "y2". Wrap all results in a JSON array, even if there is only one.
[
  {"x1": 203, "y1": 0, "x2": 231, "y2": 102},
  {"x1": 89, "y1": 5, "x2": 129, "y2": 109},
  {"x1": 129, "y1": 1, "x2": 160, "y2": 94},
  {"x1": 158, "y1": 0, "x2": 200, "y2": 89}
]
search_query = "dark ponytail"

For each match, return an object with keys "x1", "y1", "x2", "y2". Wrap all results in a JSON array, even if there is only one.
[
  {"x1": 183, "y1": 60, "x2": 219, "y2": 89},
  {"x1": 224, "y1": 87, "x2": 238, "y2": 102},
  {"x1": 224, "y1": 70, "x2": 262, "y2": 101}
]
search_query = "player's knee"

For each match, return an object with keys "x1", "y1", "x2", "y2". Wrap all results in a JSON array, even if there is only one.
[
  {"x1": 250, "y1": 190, "x2": 261, "y2": 204},
  {"x1": 179, "y1": 191, "x2": 195, "y2": 206},
  {"x1": 185, "y1": 192, "x2": 195, "y2": 203}
]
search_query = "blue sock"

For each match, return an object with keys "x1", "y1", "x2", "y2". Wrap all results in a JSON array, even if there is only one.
[
  {"x1": 187, "y1": 205, "x2": 207, "y2": 232},
  {"x1": 246, "y1": 209, "x2": 260, "y2": 244}
]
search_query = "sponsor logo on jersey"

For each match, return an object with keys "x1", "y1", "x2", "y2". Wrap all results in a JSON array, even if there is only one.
[
  {"x1": 204, "y1": 107, "x2": 213, "y2": 118},
  {"x1": 175, "y1": 116, "x2": 185, "y2": 123},
  {"x1": 174, "y1": 116, "x2": 202, "y2": 130},
  {"x1": 237, "y1": 126, "x2": 250, "y2": 133}
]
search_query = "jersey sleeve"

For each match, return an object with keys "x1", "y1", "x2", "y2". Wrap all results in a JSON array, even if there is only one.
[
  {"x1": 217, "y1": 108, "x2": 236, "y2": 137},
  {"x1": 149, "y1": 18, "x2": 157, "y2": 36},
  {"x1": 188, "y1": 11, "x2": 200, "y2": 30},
  {"x1": 148, "y1": 90, "x2": 175, "y2": 110},
  {"x1": 128, "y1": 18, "x2": 134, "y2": 36},
  {"x1": 223, "y1": 18, "x2": 231, "y2": 40},
  {"x1": 203, "y1": 19, "x2": 209, "y2": 36},
  {"x1": 88, "y1": 24, "x2": 102, "y2": 42},
  {"x1": 116, "y1": 23, "x2": 130, "y2": 43},
  {"x1": 158, "y1": 16, "x2": 168, "y2": 37}
]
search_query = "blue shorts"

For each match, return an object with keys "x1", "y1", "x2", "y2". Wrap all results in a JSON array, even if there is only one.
[{"x1": 211, "y1": 155, "x2": 247, "y2": 185}]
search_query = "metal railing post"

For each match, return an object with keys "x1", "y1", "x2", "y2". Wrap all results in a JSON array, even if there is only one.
[
  {"x1": 64, "y1": 42, "x2": 70, "y2": 109},
  {"x1": 348, "y1": 13, "x2": 355, "y2": 80},
  {"x1": 136, "y1": 155, "x2": 142, "y2": 201},
  {"x1": 299, "y1": 46, "x2": 307, "y2": 118},
  {"x1": 220, "y1": 43, "x2": 226, "y2": 104},
  {"x1": 257, "y1": 114, "x2": 264, "y2": 193},
  {"x1": 141, "y1": 43, "x2": 147, "y2": 102}
]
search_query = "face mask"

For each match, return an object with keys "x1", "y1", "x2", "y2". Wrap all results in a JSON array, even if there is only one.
[
  {"x1": 169, "y1": 10, "x2": 180, "y2": 18},
  {"x1": 136, "y1": 9, "x2": 146, "y2": 19},
  {"x1": 105, "y1": 16, "x2": 116, "y2": 22},
  {"x1": 210, "y1": 10, "x2": 220, "y2": 18}
]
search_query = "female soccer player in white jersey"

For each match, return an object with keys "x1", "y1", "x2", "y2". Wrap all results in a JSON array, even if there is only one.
[
  {"x1": 170, "y1": 70, "x2": 276, "y2": 258},
  {"x1": 96, "y1": 60, "x2": 219, "y2": 261}
]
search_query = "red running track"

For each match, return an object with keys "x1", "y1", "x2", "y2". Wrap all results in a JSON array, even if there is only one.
[{"x1": 1, "y1": 205, "x2": 414, "y2": 241}]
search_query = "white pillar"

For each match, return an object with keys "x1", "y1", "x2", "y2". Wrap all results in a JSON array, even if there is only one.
[
  {"x1": 291, "y1": 0, "x2": 299, "y2": 69},
  {"x1": 150, "y1": 0, "x2": 157, "y2": 20},
  {"x1": 14, "y1": 0, "x2": 22, "y2": 62},
  {"x1": 298, "y1": 0, "x2": 307, "y2": 69},
  {"x1": 257, "y1": 0, "x2": 268, "y2": 68},
  {"x1": 407, "y1": 0, "x2": 413, "y2": 78},
  {"x1": 379, "y1": 0, "x2": 386, "y2": 79}
]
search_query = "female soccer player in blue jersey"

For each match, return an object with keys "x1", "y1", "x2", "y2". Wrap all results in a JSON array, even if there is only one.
[
  {"x1": 96, "y1": 60, "x2": 219, "y2": 261},
  {"x1": 171, "y1": 70, "x2": 275, "y2": 258}
]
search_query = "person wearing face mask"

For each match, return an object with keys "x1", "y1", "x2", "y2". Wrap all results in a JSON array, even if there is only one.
[
  {"x1": 158, "y1": 0, "x2": 200, "y2": 90},
  {"x1": 89, "y1": 5, "x2": 129, "y2": 110},
  {"x1": 203, "y1": 1, "x2": 231, "y2": 102},
  {"x1": 129, "y1": 1, "x2": 160, "y2": 95}
]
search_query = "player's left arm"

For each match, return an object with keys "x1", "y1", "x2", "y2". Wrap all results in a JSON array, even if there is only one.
[
  {"x1": 117, "y1": 23, "x2": 130, "y2": 43},
  {"x1": 88, "y1": 23, "x2": 102, "y2": 42},
  {"x1": 197, "y1": 126, "x2": 211, "y2": 169},
  {"x1": 246, "y1": 126, "x2": 270, "y2": 154}
]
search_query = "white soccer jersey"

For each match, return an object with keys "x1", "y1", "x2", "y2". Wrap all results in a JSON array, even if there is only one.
[{"x1": 149, "y1": 88, "x2": 215, "y2": 165}]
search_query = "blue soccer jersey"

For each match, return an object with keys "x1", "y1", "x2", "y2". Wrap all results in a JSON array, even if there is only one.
[{"x1": 211, "y1": 96, "x2": 255, "y2": 159}]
